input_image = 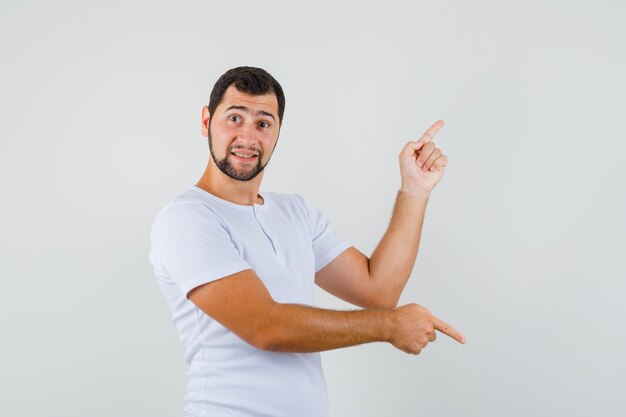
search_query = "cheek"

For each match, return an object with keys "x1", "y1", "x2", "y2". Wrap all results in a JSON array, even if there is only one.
[
  {"x1": 262, "y1": 131, "x2": 279, "y2": 146},
  {"x1": 211, "y1": 127, "x2": 235, "y2": 146},
  {"x1": 261, "y1": 138, "x2": 278, "y2": 155}
]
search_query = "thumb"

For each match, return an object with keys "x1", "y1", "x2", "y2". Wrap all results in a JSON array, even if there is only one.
[{"x1": 400, "y1": 141, "x2": 425, "y2": 158}]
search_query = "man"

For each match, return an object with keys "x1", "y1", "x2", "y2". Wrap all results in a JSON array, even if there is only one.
[{"x1": 149, "y1": 66, "x2": 466, "y2": 417}]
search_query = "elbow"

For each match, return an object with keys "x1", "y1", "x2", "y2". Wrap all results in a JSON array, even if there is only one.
[
  {"x1": 378, "y1": 299, "x2": 399, "y2": 310},
  {"x1": 367, "y1": 297, "x2": 398, "y2": 310},
  {"x1": 255, "y1": 328, "x2": 285, "y2": 352},
  {"x1": 254, "y1": 338, "x2": 272, "y2": 352},
  {"x1": 254, "y1": 329, "x2": 277, "y2": 351},
  {"x1": 250, "y1": 331, "x2": 267, "y2": 351},
  {"x1": 251, "y1": 305, "x2": 282, "y2": 351},
  {"x1": 368, "y1": 283, "x2": 399, "y2": 310},
  {"x1": 370, "y1": 292, "x2": 399, "y2": 310},
  {"x1": 386, "y1": 301, "x2": 400, "y2": 310},
  {"x1": 387, "y1": 294, "x2": 400, "y2": 309}
]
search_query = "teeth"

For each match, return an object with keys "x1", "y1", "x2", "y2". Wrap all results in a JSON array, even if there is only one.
[{"x1": 233, "y1": 152, "x2": 257, "y2": 158}]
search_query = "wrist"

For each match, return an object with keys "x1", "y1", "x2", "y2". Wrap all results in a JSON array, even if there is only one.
[
  {"x1": 399, "y1": 180, "x2": 431, "y2": 199},
  {"x1": 382, "y1": 309, "x2": 398, "y2": 343},
  {"x1": 398, "y1": 187, "x2": 430, "y2": 201}
]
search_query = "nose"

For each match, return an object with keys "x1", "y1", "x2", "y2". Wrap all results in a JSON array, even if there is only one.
[
  {"x1": 234, "y1": 123, "x2": 260, "y2": 150},
  {"x1": 237, "y1": 121, "x2": 258, "y2": 141}
]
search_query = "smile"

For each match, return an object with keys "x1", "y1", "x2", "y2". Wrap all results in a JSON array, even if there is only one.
[{"x1": 231, "y1": 152, "x2": 258, "y2": 162}]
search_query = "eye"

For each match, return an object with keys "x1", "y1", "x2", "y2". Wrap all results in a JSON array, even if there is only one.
[
  {"x1": 259, "y1": 121, "x2": 271, "y2": 128},
  {"x1": 228, "y1": 114, "x2": 241, "y2": 123}
]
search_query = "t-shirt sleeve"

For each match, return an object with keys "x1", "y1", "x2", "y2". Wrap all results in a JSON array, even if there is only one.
[
  {"x1": 149, "y1": 202, "x2": 252, "y2": 297},
  {"x1": 299, "y1": 196, "x2": 351, "y2": 273}
]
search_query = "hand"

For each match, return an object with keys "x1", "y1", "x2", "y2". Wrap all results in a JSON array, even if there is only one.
[
  {"x1": 398, "y1": 120, "x2": 448, "y2": 198},
  {"x1": 388, "y1": 303, "x2": 466, "y2": 355}
]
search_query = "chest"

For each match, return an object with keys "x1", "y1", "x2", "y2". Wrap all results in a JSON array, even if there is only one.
[{"x1": 224, "y1": 207, "x2": 316, "y2": 304}]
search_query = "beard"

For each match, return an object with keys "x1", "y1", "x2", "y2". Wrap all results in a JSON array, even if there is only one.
[{"x1": 208, "y1": 126, "x2": 271, "y2": 182}]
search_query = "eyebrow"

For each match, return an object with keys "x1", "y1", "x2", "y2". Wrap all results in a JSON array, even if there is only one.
[{"x1": 224, "y1": 105, "x2": 276, "y2": 121}]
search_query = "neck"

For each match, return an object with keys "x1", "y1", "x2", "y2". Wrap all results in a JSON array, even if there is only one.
[{"x1": 195, "y1": 159, "x2": 264, "y2": 206}]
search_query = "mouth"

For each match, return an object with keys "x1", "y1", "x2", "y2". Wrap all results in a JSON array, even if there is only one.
[{"x1": 230, "y1": 151, "x2": 259, "y2": 163}]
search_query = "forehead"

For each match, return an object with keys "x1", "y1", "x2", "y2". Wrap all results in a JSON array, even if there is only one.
[{"x1": 218, "y1": 84, "x2": 278, "y2": 114}]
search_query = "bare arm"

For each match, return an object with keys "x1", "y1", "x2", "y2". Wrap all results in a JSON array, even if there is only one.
[
  {"x1": 368, "y1": 191, "x2": 429, "y2": 307},
  {"x1": 314, "y1": 192, "x2": 428, "y2": 310},
  {"x1": 262, "y1": 303, "x2": 392, "y2": 352},
  {"x1": 369, "y1": 120, "x2": 449, "y2": 305},
  {"x1": 316, "y1": 122, "x2": 449, "y2": 309},
  {"x1": 188, "y1": 268, "x2": 464, "y2": 354}
]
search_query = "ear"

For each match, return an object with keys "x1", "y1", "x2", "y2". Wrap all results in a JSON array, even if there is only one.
[{"x1": 201, "y1": 106, "x2": 211, "y2": 137}]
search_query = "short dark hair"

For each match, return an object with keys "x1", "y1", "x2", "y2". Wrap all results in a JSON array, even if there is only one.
[{"x1": 208, "y1": 66, "x2": 285, "y2": 126}]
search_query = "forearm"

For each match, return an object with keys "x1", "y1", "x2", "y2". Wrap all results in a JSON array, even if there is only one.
[
  {"x1": 368, "y1": 190, "x2": 429, "y2": 304},
  {"x1": 261, "y1": 302, "x2": 393, "y2": 353}
]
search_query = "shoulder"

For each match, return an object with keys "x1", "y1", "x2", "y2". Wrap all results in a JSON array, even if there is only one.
[{"x1": 151, "y1": 189, "x2": 225, "y2": 235}]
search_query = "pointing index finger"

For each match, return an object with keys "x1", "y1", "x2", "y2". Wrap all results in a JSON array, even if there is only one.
[
  {"x1": 430, "y1": 315, "x2": 466, "y2": 344},
  {"x1": 419, "y1": 120, "x2": 445, "y2": 144}
]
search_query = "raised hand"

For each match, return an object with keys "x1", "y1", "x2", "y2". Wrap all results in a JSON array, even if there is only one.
[{"x1": 398, "y1": 120, "x2": 449, "y2": 198}]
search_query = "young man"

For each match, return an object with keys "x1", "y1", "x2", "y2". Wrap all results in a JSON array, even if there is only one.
[{"x1": 149, "y1": 66, "x2": 466, "y2": 417}]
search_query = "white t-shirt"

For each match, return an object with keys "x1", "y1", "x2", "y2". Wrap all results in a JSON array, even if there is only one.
[{"x1": 149, "y1": 185, "x2": 350, "y2": 417}]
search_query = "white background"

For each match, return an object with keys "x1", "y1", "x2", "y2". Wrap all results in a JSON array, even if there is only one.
[{"x1": 1, "y1": 1, "x2": 625, "y2": 416}]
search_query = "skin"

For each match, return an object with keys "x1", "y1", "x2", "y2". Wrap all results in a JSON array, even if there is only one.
[
  {"x1": 196, "y1": 84, "x2": 281, "y2": 206},
  {"x1": 190, "y1": 85, "x2": 466, "y2": 355}
]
